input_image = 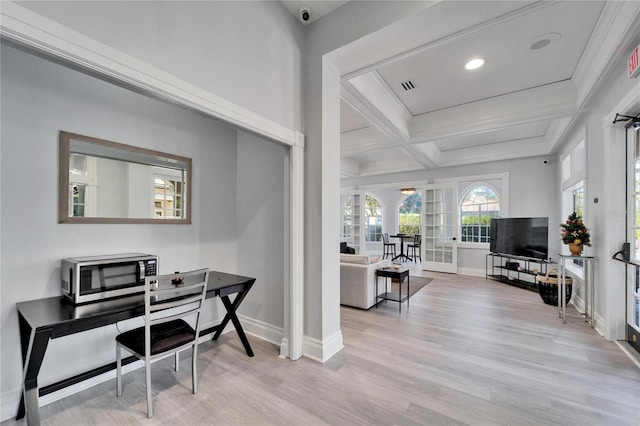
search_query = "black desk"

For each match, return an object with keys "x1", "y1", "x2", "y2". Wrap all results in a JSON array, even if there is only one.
[
  {"x1": 390, "y1": 234, "x2": 414, "y2": 263},
  {"x1": 15, "y1": 270, "x2": 255, "y2": 425}
]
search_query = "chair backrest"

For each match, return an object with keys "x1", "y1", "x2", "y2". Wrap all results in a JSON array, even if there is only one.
[
  {"x1": 414, "y1": 234, "x2": 421, "y2": 244},
  {"x1": 143, "y1": 268, "x2": 209, "y2": 355},
  {"x1": 383, "y1": 233, "x2": 390, "y2": 243}
]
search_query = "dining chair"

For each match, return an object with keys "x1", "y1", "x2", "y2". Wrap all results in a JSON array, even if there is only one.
[
  {"x1": 382, "y1": 233, "x2": 396, "y2": 259},
  {"x1": 407, "y1": 234, "x2": 422, "y2": 262},
  {"x1": 116, "y1": 268, "x2": 209, "y2": 418}
]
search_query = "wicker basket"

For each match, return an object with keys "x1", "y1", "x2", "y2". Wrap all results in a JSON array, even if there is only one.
[{"x1": 536, "y1": 269, "x2": 572, "y2": 306}]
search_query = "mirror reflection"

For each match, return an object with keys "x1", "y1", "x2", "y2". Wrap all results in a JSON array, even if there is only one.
[{"x1": 59, "y1": 131, "x2": 191, "y2": 224}]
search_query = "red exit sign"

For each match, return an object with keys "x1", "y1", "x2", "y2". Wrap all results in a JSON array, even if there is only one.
[{"x1": 629, "y1": 45, "x2": 640, "y2": 78}]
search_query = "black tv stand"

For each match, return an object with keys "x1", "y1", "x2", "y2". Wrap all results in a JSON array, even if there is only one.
[{"x1": 485, "y1": 252, "x2": 551, "y2": 292}]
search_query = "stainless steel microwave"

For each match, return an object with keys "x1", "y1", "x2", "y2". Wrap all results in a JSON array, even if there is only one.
[{"x1": 61, "y1": 253, "x2": 158, "y2": 304}]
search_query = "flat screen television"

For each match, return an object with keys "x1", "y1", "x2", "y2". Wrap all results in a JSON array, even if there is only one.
[{"x1": 489, "y1": 217, "x2": 549, "y2": 260}]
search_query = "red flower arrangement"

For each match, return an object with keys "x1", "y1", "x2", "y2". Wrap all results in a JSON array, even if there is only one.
[{"x1": 560, "y1": 212, "x2": 591, "y2": 246}]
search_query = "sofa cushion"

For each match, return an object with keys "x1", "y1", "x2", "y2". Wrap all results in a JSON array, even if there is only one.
[{"x1": 340, "y1": 254, "x2": 369, "y2": 265}]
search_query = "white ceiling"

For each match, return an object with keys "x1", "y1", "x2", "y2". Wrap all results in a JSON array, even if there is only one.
[
  {"x1": 338, "y1": 1, "x2": 609, "y2": 179},
  {"x1": 281, "y1": 0, "x2": 349, "y2": 24}
]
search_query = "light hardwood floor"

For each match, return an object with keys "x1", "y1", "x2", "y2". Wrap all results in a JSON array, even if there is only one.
[{"x1": 5, "y1": 271, "x2": 640, "y2": 425}]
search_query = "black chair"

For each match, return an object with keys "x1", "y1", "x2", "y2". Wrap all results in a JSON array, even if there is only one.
[
  {"x1": 382, "y1": 233, "x2": 396, "y2": 259},
  {"x1": 116, "y1": 268, "x2": 209, "y2": 418},
  {"x1": 407, "y1": 234, "x2": 421, "y2": 262},
  {"x1": 340, "y1": 241, "x2": 355, "y2": 254}
]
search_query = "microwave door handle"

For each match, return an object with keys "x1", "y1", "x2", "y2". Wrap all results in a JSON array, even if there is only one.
[{"x1": 138, "y1": 261, "x2": 145, "y2": 283}]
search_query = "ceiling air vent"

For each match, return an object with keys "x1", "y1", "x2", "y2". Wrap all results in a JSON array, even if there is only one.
[{"x1": 401, "y1": 80, "x2": 415, "y2": 91}]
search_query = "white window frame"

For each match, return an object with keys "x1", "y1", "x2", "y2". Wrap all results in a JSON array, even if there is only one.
[
  {"x1": 436, "y1": 173, "x2": 509, "y2": 250},
  {"x1": 560, "y1": 130, "x2": 587, "y2": 279},
  {"x1": 459, "y1": 184, "x2": 501, "y2": 245},
  {"x1": 396, "y1": 192, "x2": 422, "y2": 235},
  {"x1": 364, "y1": 193, "x2": 383, "y2": 243}
]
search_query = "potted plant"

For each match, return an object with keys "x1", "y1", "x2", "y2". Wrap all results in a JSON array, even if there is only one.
[{"x1": 560, "y1": 212, "x2": 591, "y2": 255}]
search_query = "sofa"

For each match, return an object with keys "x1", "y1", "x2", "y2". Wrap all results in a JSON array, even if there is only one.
[{"x1": 340, "y1": 254, "x2": 391, "y2": 309}]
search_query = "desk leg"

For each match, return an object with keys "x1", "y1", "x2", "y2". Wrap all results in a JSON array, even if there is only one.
[
  {"x1": 212, "y1": 291, "x2": 254, "y2": 357},
  {"x1": 17, "y1": 312, "x2": 51, "y2": 425}
]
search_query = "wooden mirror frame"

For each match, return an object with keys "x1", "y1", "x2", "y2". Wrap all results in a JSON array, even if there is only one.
[{"x1": 59, "y1": 131, "x2": 192, "y2": 224}]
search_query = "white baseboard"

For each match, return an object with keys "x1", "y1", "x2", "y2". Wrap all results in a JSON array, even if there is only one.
[
  {"x1": 279, "y1": 337, "x2": 289, "y2": 359},
  {"x1": 302, "y1": 330, "x2": 344, "y2": 363},
  {"x1": 235, "y1": 314, "x2": 284, "y2": 347},
  {"x1": 457, "y1": 267, "x2": 485, "y2": 277}
]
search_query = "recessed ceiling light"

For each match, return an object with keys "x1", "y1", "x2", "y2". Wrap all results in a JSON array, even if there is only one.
[
  {"x1": 465, "y1": 58, "x2": 485, "y2": 70},
  {"x1": 530, "y1": 32, "x2": 561, "y2": 50}
]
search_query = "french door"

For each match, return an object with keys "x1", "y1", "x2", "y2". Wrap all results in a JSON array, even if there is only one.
[
  {"x1": 627, "y1": 126, "x2": 640, "y2": 352},
  {"x1": 422, "y1": 183, "x2": 458, "y2": 273}
]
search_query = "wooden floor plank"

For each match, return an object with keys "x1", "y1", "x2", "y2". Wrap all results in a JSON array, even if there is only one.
[{"x1": 3, "y1": 270, "x2": 640, "y2": 425}]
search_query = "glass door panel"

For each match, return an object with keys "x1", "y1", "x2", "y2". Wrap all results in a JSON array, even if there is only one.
[{"x1": 422, "y1": 183, "x2": 458, "y2": 273}]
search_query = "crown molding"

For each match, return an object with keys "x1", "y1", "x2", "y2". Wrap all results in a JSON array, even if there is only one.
[{"x1": 574, "y1": 1, "x2": 640, "y2": 108}]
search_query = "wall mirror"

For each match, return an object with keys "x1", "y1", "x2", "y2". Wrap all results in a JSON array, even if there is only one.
[{"x1": 59, "y1": 131, "x2": 192, "y2": 224}]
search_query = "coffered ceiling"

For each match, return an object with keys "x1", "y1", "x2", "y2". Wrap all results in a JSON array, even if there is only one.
[{"x1": 339, "y1": 1, "x2": 608, "y2": 178}]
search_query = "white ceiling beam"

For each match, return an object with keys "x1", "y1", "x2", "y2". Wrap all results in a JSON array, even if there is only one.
[
  {"x1": 410, "y1": 80, "x2": 578, "y2": 143},
  {"x1": 342, "y1": 72, "x2": 412, "y2": 141},
  {"x1": 437, "y1": 137, "x2": 548, "y2": 167},
  {"x1": 545, "y1": 116, "x2": 575, "y2": 153},
  {"x1": 340, "y1": 157, "x2": 360, "y2": 177},
  {"x1": 358, "y1": 158, "x2": 424, "y2": 177},
  {"x1": 340, "y1": 127, "x2": 393, "y2": 156},
  {"x1": 341, "y1": 81, "x2": 439, "y2": 171}
]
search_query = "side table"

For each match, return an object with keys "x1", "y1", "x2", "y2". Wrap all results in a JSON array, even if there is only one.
[
  {"x1": 558, "y1": 253, "x2": 594, "y2": 326},
  {"x1": 375, "y1": 266, "x2": 410, "y2": 313}
]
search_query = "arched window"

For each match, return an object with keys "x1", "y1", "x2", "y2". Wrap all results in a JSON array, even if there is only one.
[
  {"x1": 365, "y1": 194, "x2": 382, "y2": 242},
  {"x1": 398, "y1": 192, "x2": 421, "y2": 235},
  {"x1": 460, "y1": 185, "x2": 500, "y2": 243}
]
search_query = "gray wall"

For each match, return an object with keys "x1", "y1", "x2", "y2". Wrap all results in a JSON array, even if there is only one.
[
  {"x1": 0, "y1": 43, "x2": 285, "y2": 418},
  {"x1": 236, "y1": 130, "x2": 287, "y2": 329},
  {"x1": 18, "y1": 1, "x2": 305, "y2": 131}
]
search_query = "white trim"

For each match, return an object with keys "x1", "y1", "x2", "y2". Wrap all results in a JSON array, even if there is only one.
[
  {"x1": 302, "y1": 330, "x2": 344, "y2": 363},
  {"x1": 457, "y1": 267, "x2": 485, "y2": 277},
  {"x1": 573, "y1": 1, "x2": 640, "y2": 108},
  {"x1": 235, "y1": 314, "x2": 285, "y2": 347},
  {"x1": 435, "y1": 172, "x2": 509, "y2": 184},
  {"x1": 457, "y1": 242, "x2": 490, "y2": 250},
  {"x1": 279, "y1": 338, "x2": 289, "y2": 359},
  {"x1": 288, "y1": 133, "x2": 305, "y2": 360},
  {"x1": 615, "y1": 341, "x2": 640, "y2": 370}
]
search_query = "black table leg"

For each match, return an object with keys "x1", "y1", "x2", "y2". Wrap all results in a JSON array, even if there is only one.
[
  {"x1": 17, "y1": 312, "x2": 51, "y2": 425},
  {"x1": 211, "y1": 290, "x2": 254, "y2": 357}
]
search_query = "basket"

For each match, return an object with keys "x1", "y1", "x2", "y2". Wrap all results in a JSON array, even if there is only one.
[{"x1": 536, "y1": 269, "x2": 572, "y2": 306}]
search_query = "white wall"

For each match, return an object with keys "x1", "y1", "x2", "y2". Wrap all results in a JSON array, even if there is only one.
[
  {"x1": 17, "y1": 1, "x2": 305, "y2": 131},
  {"x1": 0, "y1": 43, "x2": 244, "y2": 419}
]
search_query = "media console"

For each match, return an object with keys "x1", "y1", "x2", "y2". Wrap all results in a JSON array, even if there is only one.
[{"x1": 485, "y1": 252, "x2": 552, "y2": 291}]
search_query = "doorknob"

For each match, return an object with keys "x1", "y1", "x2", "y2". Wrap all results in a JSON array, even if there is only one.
[{"x1": 452, "y1": 237, "x2": 457, "y2": 241}]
